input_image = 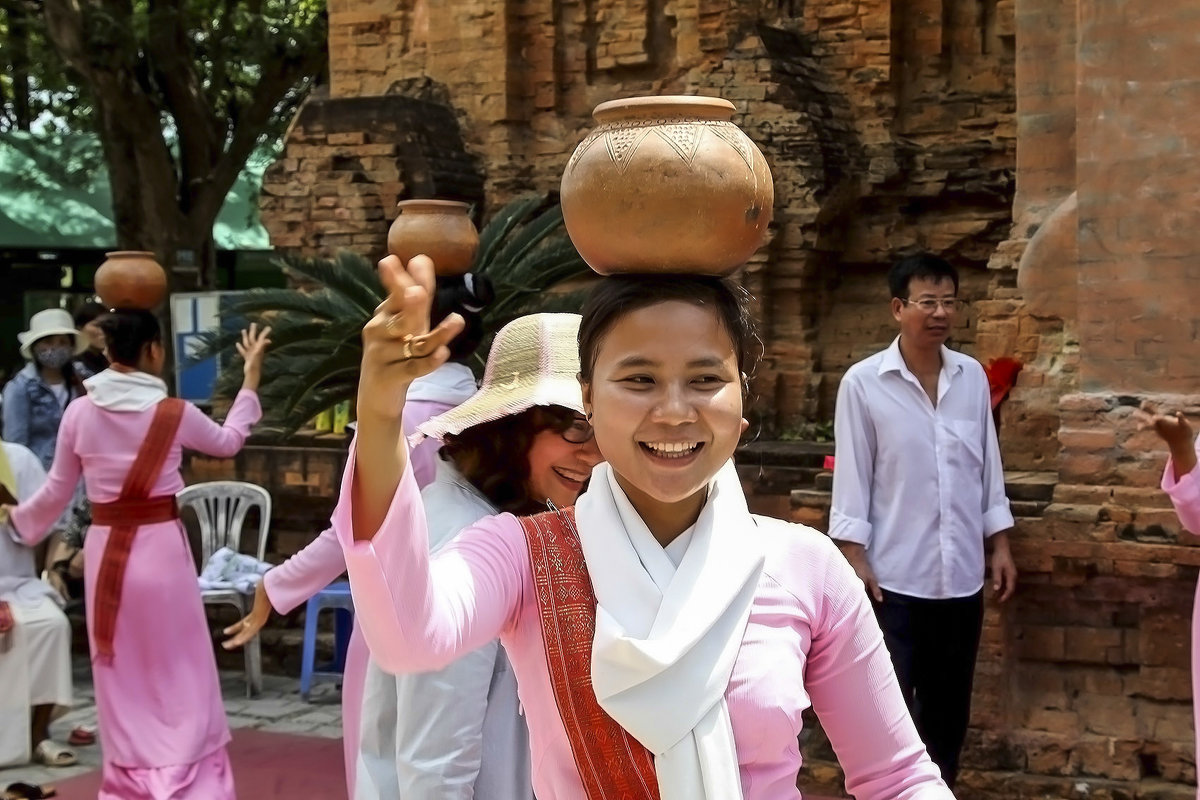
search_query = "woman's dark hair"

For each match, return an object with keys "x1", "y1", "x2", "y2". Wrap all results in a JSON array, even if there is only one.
[
  {"x1": 73, "y1": 300, "x2": 107, "y2": 329},
  {"x1": 97, "y1": 309, "x2": 161, "y2": 367},
  {"x1": 887, "y1": 254, "x2": 959, "y2": 300},
  {"x1": 577, "y1": 274, "x2": 759, "y2": 381},
  {"x1": 441, "y1": 405, "x2": 579, "y2": 515},
  {"x1": 433, "y1": 273, "x2": 494, "y2": 362}
]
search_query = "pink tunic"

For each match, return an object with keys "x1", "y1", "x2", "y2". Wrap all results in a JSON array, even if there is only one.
[
  {"x1": 12, "y1": 389, "x2": 261, "y2": 800},
  {"x1": 335, "y1": 446, "x2": 952, "y2": 800},
  {"x1": 260, "y1": 396, "x2": 452, "y2": 798},
  {"x1": 1160, "y1": 442, "x2": 1200, "y2": 800}
]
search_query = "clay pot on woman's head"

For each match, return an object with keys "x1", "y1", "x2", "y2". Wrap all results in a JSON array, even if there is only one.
[
  {"x1": 560, "y1": 95, "x2": 774, "y2": 277},
  {"x1": 94, "y1": 251, "x2": 168, "y2": 310},
  {"x1": 387, "y1": 200, "x2": 479, "y2": 276}
]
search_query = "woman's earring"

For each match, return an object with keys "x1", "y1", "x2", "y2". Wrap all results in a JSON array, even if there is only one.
[{"x1": 585, "y1": 411, "x2": 593, "y2": 422}]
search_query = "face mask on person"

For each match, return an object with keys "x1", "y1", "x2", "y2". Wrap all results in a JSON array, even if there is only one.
[{"x1": 34, "y1": 345, "x2": 74, "y2": 370}]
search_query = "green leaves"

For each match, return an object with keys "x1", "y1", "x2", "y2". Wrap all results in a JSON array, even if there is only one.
[{"x1": 195, "y1": 192, "x2": 592, "y2": 439}]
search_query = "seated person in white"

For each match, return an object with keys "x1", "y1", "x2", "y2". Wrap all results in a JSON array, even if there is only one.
[{"x1": 0, "y1": 440, "x2": 75, "y2": 768}]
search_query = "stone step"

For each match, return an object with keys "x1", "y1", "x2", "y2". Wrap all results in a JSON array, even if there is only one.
[
  {"x1": 1011, "y1": 499, "x2": 1050, "y2": 518},
  {"x1": 791, "y1": 489, "x2": 832, "y2": 509},
  {"x1": 737, "y1": 439, "x2": 835, "y2": 468},
  {"x1": 1003, "y1": 470, "x2": 1057, "y2": 502},
  {"x1": 737, "y1": 463, "x2": 826, "y2": 494},
  {"x1": 790, "y1": 478, "x2": 1053, "y2": 518}
]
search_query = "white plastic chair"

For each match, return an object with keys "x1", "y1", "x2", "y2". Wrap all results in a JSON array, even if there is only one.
[{"x1": 178, "y1": 480, "x2": 271, "y2": 697}]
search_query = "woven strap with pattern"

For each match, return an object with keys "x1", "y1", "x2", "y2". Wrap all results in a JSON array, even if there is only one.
[{"x1": 520, "y1": 507, "x2": 660, "y2": 800}]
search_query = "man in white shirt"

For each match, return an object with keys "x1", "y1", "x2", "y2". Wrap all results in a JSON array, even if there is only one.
[
  {"x1": 830, "y1": 253, "x2": 1017, "y2": 788},
  {"x1": 0, "y1": 439, "x2": 76, "y2": 768}
]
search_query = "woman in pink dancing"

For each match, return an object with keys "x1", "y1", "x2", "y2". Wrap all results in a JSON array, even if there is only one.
[
  {"x1": 1145, "y1": 406, "x2": 1200, "y2": 799},
  {"x1": 7, "y1": 310, "x2": 269, "y2": 799}
]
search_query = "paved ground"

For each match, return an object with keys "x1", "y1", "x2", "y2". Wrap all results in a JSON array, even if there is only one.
[{"x1": 0, "y1": 656, "x2": 343, "y2": 789}]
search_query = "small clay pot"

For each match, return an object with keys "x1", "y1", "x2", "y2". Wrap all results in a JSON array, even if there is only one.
[
  {"x1": 94, "y1": 251, "x2": 168, "y2": 310},
  {"x1": 560, "y1": 95, "x2": 774, "y2": 276},
  {"x1": 387, "y1": 200, "x2": 479, "y2": 276}
]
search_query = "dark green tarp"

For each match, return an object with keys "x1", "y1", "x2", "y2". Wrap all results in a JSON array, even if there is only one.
[{"x1": 0, "y1": 132, "x2": 272, "y2": 250}]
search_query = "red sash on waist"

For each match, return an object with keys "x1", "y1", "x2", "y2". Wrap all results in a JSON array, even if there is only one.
[
  {"x1": 519, "y1": 508, "x2": 660, "y2": 800},
  {"x1": 92, "y1": 397, "x2": 185, "y2": 662},
  {"x1": 91, "y1": 496, "x2": 179, "y2": 527}
]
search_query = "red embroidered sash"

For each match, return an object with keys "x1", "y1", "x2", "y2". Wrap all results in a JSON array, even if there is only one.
[
  {"x1": 519, "y1": 508, "x2": 660, "y2": 800},
  {"x1": 92, "y1": 398, "x2": 185, "y2": 661}
]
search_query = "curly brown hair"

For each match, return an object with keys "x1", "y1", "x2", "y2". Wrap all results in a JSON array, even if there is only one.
[{"x1": 440, "y1": 405, "x2": 580, "y2": 515}]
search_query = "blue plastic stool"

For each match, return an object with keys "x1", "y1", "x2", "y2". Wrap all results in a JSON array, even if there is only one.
[{"x1": 299, "y1": 581, "x2": 355, "y2": 701}]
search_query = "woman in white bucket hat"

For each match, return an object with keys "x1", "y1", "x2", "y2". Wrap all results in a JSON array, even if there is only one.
[
  {"x1": 350, "y1": 311, "x2": 600, "y2": 800},
  {"x1": 3, "y1": 309, "x2": 89, "y2": 471}
]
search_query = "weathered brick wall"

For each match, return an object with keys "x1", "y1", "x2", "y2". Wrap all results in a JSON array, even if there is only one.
[
  {"x1": 260, "y1": 92, "x2": 484, "y2": 258},
  {"x1": 277, "y1": 0, "x2": 1017, "y2": 431}
]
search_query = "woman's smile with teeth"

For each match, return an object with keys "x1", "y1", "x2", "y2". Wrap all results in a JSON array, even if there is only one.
[
  {"x1": 642, "y1": 441, "x2": 702, "y2": 458},
  {"x1": 553, "y1": 467, "x2": 587, "y2": 484}
]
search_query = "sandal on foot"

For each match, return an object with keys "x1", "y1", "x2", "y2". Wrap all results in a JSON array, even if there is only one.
[
  {"x1": 33, "y1": 739, "x2": 76, "y2": 767},
  {"x1": 67, "y1": 725, "x2": 95, "y2": 746},
  {"x1": 3, "y1": 783, "x2": 58, "y2": 799}
]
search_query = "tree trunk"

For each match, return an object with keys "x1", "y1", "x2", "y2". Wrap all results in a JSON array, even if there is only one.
[{"x1": 8, "y1": 0, "x2": 31, "y2": 130}]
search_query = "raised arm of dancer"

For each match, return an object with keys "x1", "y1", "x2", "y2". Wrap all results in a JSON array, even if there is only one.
[
  {"x1": 351, "y1": 255, "x2": 463, "y2": 542},
  {"x1": 802, "y1": 534, "x2": 955, "y2": 799},
  {"x1": 178, "y1": 325, "x2": 270, "y2": 457}
]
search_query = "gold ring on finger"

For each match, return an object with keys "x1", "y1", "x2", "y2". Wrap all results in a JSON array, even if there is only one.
[{"x1": 401, "y1": 335, "x2": 415, "y2": 360}]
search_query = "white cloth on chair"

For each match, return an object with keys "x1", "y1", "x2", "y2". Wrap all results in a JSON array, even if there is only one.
[{"x1": 197, "y1": 546, "x2": 271, "y2": 594}]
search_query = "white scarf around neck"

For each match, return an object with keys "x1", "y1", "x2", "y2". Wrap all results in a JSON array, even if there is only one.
[
  {"x1": 574, "y1": 460, "x2": 765, "y2": 800},
  {"x1": 83, "y1": 369, "x2": 168, "y2": 412}
]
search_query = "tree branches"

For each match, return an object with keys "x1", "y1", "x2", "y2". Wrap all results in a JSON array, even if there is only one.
[{"x1": 23, "y1": 0, "x2": 327, "y2": 281}]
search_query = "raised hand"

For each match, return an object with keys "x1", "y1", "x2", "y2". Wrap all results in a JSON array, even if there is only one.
[
  {"x1": 236, "y1": 322, "x2": 272, "y2": 392},
  {"x1": 350, "y1": 255, "x2": 465, "y2": 542},
  {"x1": 357, "y1": 255, "x2": 465, "y2": 421},
  {"x1": 1135, "y1": 401, "x2": 1197, "y2": 481}
]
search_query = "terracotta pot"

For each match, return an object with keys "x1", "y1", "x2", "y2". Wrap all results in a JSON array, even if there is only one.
[
  {"x1": 560, "y1": 95, "x2": 773, "y2": 276},
  {"x1": 387, "y1": 200, "x2": 479, "y2": 276},
  {"x1": 94, "y1": 251, "x2": 168, "y2": 310}
]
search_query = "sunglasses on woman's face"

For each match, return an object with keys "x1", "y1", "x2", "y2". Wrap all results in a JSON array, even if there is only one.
[{"x1": 560, "y1": 415, "x2": 594, "y2": 444}]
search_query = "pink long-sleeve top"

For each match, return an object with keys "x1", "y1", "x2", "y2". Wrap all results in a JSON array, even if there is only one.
[
  {"x1": 336, "y1": 445, "x2": 953, "y2": 800},
  {"x1": 1162, "y1": 439, "x2": 1200, "y2": 800},
  {"x1": 1162, "y1": 440, "x2": 1200, "y2": 533},
  {"x1": 12, "y1": 390, "x2": 261, "y2": 541}
]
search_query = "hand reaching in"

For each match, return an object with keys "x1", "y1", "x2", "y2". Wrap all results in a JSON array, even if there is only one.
[{"x1": 222, "y1": 581, "x2": 271, "y2": 650}]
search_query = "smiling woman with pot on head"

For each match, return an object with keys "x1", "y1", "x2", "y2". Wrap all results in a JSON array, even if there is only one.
[{"x1": 337, "y1": 95, "x2": 955, "y2": 800}]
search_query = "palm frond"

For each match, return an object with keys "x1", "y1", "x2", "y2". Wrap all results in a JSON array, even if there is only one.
[
  {"x1": 482, "y1": 205, "x2": 572, "y2": 280},
  {"x1": 202, "y1": 192, "x2": 591, "y2": 434},
  {"x1": 225, "y1": 287, "x2": 364, "y2": 321},
  {"x1": 275, "y1": 252, "x2": 385, "y2": 314},
  {"x1": 473, "y1": 193, "x2": 549, "y2": 270}
]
